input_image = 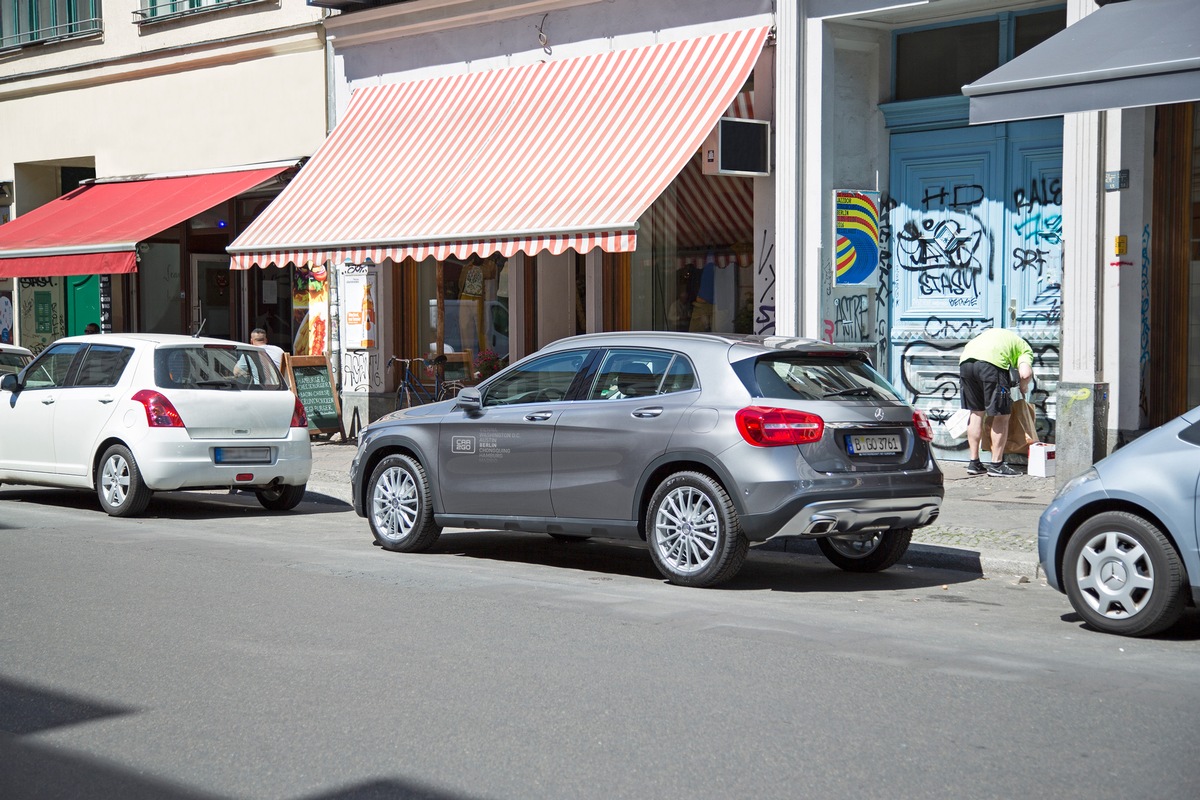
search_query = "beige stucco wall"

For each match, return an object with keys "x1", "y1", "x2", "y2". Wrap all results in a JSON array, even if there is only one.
[{"x1": 0, "y1": 2, "x2": 328, "y2": 209}]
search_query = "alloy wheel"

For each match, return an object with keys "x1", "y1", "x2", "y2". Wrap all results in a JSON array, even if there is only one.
[
  {"x1": 653, "y1": 485, "x2": 720, "y2": 575},
  {"x1": 371, "y1": 465, "x2": 419, "y2": 542}
]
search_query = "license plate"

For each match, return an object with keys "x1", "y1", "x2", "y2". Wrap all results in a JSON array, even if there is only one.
[
  {"x1": 214, "y1": 447, "x2": 271, "y2": 465},
  {"x1": 846, "y1": 434, "x2": 901, "y2": 456}
]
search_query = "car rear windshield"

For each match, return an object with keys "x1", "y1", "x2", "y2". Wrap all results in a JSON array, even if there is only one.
[
  {"x1": 155, "y1": 345, "x2": 286, "y2": 391},
  {"x1": 751, "y1": 355, "x2": 902, "y2": 402},
  {"x1": 0, "y1": 353, "x2": 30, "y2": 374}
]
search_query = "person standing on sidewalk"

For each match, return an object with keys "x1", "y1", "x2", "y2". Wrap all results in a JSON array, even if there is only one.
[{"x1": 959, "y1": 327, "x2": 1034, "y2": 477}]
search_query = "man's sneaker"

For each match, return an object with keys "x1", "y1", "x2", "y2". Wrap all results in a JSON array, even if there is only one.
[
  {"x1": 966, "y1": 459, "x2": 986, "y2": 476},
  {"x1": 986, "y1": 461, "x2": 1020, "y2": 477}
]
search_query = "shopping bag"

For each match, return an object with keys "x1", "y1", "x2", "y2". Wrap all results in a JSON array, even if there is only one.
[
  {"x1": 945, "y1": 408, "x2": 971, "y2": 440},
  {"x1": 983, "y1": 399, "x2": 1038, "y2": 454}
]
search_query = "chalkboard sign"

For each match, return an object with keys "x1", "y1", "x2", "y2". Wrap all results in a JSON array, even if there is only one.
[{"x1": 285, "y1": 355, "x2": 343, "y2": 437}]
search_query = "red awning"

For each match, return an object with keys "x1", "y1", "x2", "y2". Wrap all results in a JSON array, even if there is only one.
[
  {"x1": 228, "y1": 27, "x2": 769, "y2": 269},
  {"x1": 0, "y1": 166, "x2": 290, "y2": 278}
]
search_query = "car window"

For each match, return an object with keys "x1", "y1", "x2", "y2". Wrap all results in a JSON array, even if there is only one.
[
  {"x1": 74, "y1": 345, "x2": 134, "y2": 387},
  {"x1": 588, "y1": 349, "x2": 680, "y2": 400},
  {"x1": 483, "y1": 350, "x2": 586, "y2": 407},
  {"x1": 155, "y1": 345, "x2": 285, "y2": 391},
  {"x1": 752, "y1": 355, "x2": 901, "y2": 402},
  {"x1": 21, "y1": 344, "x2": 84, "y2": 389},
  {"x1": 0, "y1": 352, "x2": 31, "y2": 375}
]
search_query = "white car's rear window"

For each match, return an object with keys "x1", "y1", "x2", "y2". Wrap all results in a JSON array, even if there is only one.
[{"x1": 155, "y1": 345, "x2": 286, "y2": 391}]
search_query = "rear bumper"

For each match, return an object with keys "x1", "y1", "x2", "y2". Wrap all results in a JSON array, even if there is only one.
[
  {"x1": 738, "y1": 483, "x2": 944, "y2": 542},
  {"x1": 764, "y1": 494, "x2": 942, "y2": 540},
  {"x1": 131, "y1": 430, "x2": 312, "y2": 491}
]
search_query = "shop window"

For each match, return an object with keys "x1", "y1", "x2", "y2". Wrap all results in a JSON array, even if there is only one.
[
  {"x1": 628, "y1": 152, "x2": 755, "y2": 336},
  {"x1": 411, "y1": 254, "x2": 509, "y2": 382},
  {"x1": 0, "y1": 0, "x2": 101, "y2": 51}
]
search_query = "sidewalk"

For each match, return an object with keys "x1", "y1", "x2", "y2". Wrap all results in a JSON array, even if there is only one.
[{"x1": 306, "y1": 438, "x2": 1053, "y2": 578}]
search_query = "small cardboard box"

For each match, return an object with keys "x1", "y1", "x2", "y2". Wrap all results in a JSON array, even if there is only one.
[{"x1": 1028, "y1": 442, "x2": 1056, "y2": 477}]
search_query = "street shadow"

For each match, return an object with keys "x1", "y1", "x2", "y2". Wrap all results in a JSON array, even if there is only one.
[
  {"x1": 0, "y1": 677, "x2": 482, "y2": 800},
  {"x1": 410, "y1": 531, "x2": 976, "y2": 592},
  {"x1": 0, "y1": 487, "x2": 349, "y2": 520},
  {"x1": 1059, "y1": 608, "x2": 1200, "y2": 641}
]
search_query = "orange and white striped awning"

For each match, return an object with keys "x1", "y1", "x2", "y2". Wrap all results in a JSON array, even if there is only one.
[{"x1": 228, "y1": 26, "x2": 769, "y2": 270}]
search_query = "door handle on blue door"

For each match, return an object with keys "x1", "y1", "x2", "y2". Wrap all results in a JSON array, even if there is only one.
[
  {"x1": 524, "y1": 411, "x2": 553, "y2": 421},
  {"x1": 632, "y1": 407, "x2": 662, "y2": 418}
]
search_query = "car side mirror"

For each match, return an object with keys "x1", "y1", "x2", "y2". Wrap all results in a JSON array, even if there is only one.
[
  {"x1": 456, "y1": 387, "x2": 482, "y2": 413},
  {"x1": 1, "y1": 373, "x2": 20, "y2": 393}
]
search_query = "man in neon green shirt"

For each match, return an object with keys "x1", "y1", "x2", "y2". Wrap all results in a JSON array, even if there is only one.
[{"x1": 959, "y1": 327, "x2": 1034, "y2": 477}]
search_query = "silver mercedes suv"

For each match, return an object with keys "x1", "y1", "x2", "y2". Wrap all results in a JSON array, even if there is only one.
[{"x1": 350, "y1": 332, "x2": 943, "y2": 587}]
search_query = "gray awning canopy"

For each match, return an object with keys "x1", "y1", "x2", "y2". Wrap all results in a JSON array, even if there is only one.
[{"x1": 964, "y1": 0, "x2": 1200, "y2": 124}]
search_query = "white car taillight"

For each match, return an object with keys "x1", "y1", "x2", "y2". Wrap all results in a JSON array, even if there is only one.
[
  {"x1": 736, "y1": 406, "x2": 824, "y2": 446},
  {"x1": 291, "y1": 395, "x2": 309, "y2": 428},
  {"x1": 132, "y1": 390, "x2": 185, "y2": 428}
]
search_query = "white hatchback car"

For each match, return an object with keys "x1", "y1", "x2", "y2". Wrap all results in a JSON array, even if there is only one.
[{"x1": 0, "y1": 333, "x2": 312, "y2": 516}]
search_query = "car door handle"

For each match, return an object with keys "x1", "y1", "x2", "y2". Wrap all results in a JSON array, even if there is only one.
[
  {"x1": 632, "y1": 406, "x2": 663, "y2": 418},
  {"x1": 98, "y1": 396, "x2": 115, "y2": 404},
  {"x1": 41, "y1": 396, "x2": 55, "y2": 405},
  {"x1": 524, "y1": 411, "x2": 553, "y2": 421}
]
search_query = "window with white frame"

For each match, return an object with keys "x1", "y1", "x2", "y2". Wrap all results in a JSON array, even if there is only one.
[
  {"x1": 0, "y1": 0, "x2": 101, "y2": 51},
  {"x1": 135, "y1": 0, "x2": 267, "y2": 25}
]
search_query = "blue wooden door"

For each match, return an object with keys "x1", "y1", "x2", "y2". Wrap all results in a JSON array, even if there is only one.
[{"x1": 888, "y1": 119, "x2": 1062, "y2": 458}]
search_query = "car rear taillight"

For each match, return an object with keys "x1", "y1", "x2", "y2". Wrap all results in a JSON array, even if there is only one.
[
  {"x1": 132, "y1": 390, "x2": 185, "y2": 428},
  {"x1": 291, "y1": 395, "x2": 308, "y2": 428},
  {"x1": 913, "y1": 409, "x2": 934, "y2": 442},
  {"x1": 736, "y1": 406, "x2": 824, "y2": 446}
]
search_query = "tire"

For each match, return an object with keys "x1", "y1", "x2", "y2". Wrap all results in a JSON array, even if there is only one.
[
  {"x1": 646, "y1": 471, "x2": 748, "y2": 588},
  {"x1": 1063, "y1": 511, "x2": 1186, "y2": 637},
  {"x1": 367, "y1": 454, "x2": 441, "y2": 552},
  {"x1": 96, "y1": 444, "x2": 152, "y2": 517},
  {"x1": 817, "y1": 528, "x2": 912, "y2": 573},
  {"x1": 255, "y1": 483, "x2": 306, "y2": 511}
]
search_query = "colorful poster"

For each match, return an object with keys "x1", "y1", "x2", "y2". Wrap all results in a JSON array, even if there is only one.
[
  {"x1": 340, "y1": 266, "x2": 376, "y2": 349},
  {"x1": 833, "y1": 190, "x2": 881, "y2": 287},
  {"x1": 292, "y1": 263, "x2": 329, "y2": 356}
]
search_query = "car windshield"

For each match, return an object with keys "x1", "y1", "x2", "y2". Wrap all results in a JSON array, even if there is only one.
[
  {"x1": 155, "y1": 345, "x2": 285, "y2": 391},
  {"x1": 752, "y1": 355, "x2": 901, "y2": 402}
]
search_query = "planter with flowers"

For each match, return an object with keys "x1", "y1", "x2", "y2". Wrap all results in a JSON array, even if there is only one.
[{"x1": 474, "y1": 348, "x2": 506, "y2": 382}]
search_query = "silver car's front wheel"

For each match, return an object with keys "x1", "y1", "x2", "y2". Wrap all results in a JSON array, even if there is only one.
[
  {"x1": 1064, "y1": 511, "x2": 1185, "y2": 637},
  {"x1": 367, "y1": 454, "x2": 440, "y2": 552},
  {"x1": 647, "y1": 472, "x2": 747, "y2": 588}
]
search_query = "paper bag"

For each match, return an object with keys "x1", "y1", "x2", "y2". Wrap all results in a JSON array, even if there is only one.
[{"x1": 983, "y1": 399, "x2": 1038, "y2": 455}]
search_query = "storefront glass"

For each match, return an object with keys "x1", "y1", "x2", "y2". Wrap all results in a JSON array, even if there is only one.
[
  {"x1": 625, "y1": 152, "x2": 755, "y2": 335},
  {"x1": 414, "y1": 254, "x2": 510, "y2": 381}
]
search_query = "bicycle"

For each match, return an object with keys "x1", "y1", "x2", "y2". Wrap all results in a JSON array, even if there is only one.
[{"x1": 386, "y1": 355, "x2": 465, "y2": 410}]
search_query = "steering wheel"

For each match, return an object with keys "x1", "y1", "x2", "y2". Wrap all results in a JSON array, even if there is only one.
[{"x1": 533, "y1": 387, "x2": 565, "y2": 402}]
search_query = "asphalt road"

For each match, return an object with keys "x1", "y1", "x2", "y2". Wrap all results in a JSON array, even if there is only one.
[{"x1": 2, "y1": 486, "x2": 1198, "y2": 800}]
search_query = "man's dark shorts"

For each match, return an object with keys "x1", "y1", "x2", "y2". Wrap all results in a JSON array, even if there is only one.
[{"x1": 961, "y1": 359, "x2": 1013, "y2": 415}]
